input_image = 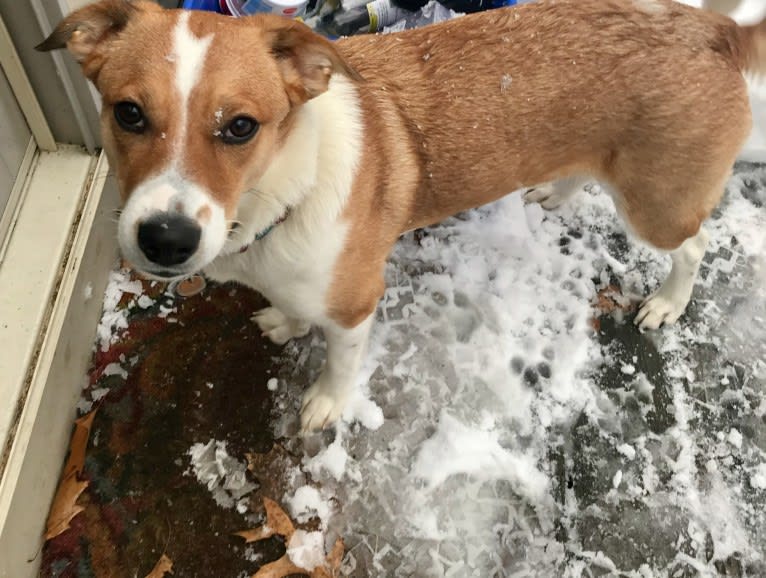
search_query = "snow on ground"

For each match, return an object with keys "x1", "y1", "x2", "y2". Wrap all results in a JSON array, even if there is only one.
[
  {"x1": 95, "y1": 268, "x2": 145, "y2": 352},
  {"x1": 95, "y1": 269, "x2": 179, "y2": 353},
  {"x1": 271, "y1": 165, "x2": 766, "y2": 577},
  {"x1": 78, "y1": 269, "x2": 178, "y2": 413},
  {"x1": 85, "y1": 166, "x2": 766, "y2": 575}
]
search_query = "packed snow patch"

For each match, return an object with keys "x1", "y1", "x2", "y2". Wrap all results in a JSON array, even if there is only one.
[
  {"x1": 188, "y1": 439, "x2": 257, "y2": 512},
  {"x1": 287, "y1": 485, "x2": 333, "y2": 529},
  {"x1": 287, "y1": 530, "x2": 326, "y2": 571},
  {"x1": 94, "y1": 267, "x2": 176, "y2": 351},
  {"x1": 751, "y1": 464, "x2": 766, "y2": 490},
  {"x1": 96, "y1": 269, "x2": 143, "y2": 351},
  {"x1": 304, "y1": 437, "x2": 349, "y2": 482},
  {"x1": 411, "y1": 411, "x2": 548, "y2": 501},
  {"x1": 102, "y1": 362, "x2": 128, "y2": 380}
]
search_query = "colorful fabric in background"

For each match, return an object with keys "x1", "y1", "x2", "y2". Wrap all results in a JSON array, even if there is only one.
[
  {"x1": 181, "y1": 0, "x2": 535, "y2": 36},
  {"x1": 182, "y1": 0, "x2": 221, "y2": 11}
]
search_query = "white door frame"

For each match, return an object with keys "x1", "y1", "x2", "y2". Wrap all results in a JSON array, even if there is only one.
[{"x1": 0, "y1": 2, "x2": 119, "y2": 576}]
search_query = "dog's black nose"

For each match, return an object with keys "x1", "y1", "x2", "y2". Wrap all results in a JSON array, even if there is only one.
[{"x1": 137, "y1": 213, "x2": 201, "y2": 267}]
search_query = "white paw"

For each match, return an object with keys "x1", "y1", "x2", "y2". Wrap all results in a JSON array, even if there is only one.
[
  {"x1": 634, "y1": 294, "x2": 687, "y2": 330},
  {"x1": 523, "y1": 183, "x2": 568, "y2": 210},
  {"x1": 251, "y1": 307, "x2": 310, "y2": 345},
  {"x1": 300, "y1": 378, "x2": 349, "y2": 431}
]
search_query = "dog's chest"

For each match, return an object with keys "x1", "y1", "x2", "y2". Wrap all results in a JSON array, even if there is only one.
[{"x1": 204, "y1": 219, "x2": 349, "y2": 323}]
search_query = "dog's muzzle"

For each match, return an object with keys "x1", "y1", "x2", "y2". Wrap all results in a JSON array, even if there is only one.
[{"x1": 137, "y1": 212, "x2": 201, "y2": 268}]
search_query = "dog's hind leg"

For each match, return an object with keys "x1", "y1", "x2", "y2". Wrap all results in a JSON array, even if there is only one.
[
  {"x1": 252, "y1": 307, "x2": 311, "y2": 345},
  {"x1": 634, "y1": 226, "x2": 710, "y2": 330},
  {"x1": 523, "y1": 176, "x2": 590, "y2": 210},
  {"x1": 609, "y1": 174, "x2": 726, "y2": 331}
]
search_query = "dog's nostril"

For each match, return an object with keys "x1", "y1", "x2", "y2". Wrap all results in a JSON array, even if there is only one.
[
  {"x1": 137, "y1": 213, "x2": 201, "y2": 267},
  {"x1": 143, "y1": 246, "x2": 160, "y2": 261}
]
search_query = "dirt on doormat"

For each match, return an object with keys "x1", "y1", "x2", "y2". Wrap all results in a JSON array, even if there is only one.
[{"x1": 40, "y1": 273, "x2": 319, "y2": 577}]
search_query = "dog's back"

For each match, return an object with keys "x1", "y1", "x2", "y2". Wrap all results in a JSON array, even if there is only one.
[{"x1": 338, "y1": 0, "x2": 756, "y2": 231}]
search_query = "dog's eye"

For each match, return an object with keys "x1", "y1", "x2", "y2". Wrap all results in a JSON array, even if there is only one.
[
  {"x1": 114, "y1": 101, "x2": 146, "y2": 133},
  {"x1": 221, "y1": 116, "x2": 259, "y2": 144}
]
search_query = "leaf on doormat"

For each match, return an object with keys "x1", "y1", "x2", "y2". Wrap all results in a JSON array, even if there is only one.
[
  {"x1": 235, "y1": 497, "x2": 295, "y2": 543},
  {"x1": 145, "y1": 554, "x2": 173, "y2": 578},
  {"x1": 63, "y1": 410, "x2": 96, "y2": 477},
  {"x1": 45, "y1": 409, "x2": 97, "y2": 540},
  {"x1": 236, "y1": 498, "x2": 345, "y2": 578},
  {"x1": 44, "y1": 471, "x2": 88, "y2": 540}
]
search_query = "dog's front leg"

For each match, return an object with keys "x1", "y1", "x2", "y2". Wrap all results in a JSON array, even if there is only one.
[
  {"x1": 252, "y1": 307, "x2": 311, "y2": 345},
  {"x1": 301, "y1": 315, "x2": 374, "y2": 431}
]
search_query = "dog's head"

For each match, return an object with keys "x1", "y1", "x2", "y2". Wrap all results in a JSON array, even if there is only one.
[{"x1": 38, "y1": 0, "x2": 358, "y2": 280}]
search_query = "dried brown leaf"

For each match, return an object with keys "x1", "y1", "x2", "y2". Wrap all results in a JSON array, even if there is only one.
[
  {"x1": 236, "y1": 497, "x2": 295, "y2": 544},
  {"x1": 234, "y1": 527, "x2": 273, "y2": 544},
  {"x1": 63, "y1": 410, "x2": 96, "y2": 478},
  {"x1": 309, "y1": 538, "x2": 345, "y2": 578},
  {"x1": 45, "y1": 410, "x2": 98, "y2": 540},
  {"x1": 594, "y1": 284, "x2": 633, "y2": 314},
  {"x1": 238, "y1": 498, "x2": 345, "y2": 578},
  {"x1": 175, "y1": 275, "x2": 206, "y2": 297},
  {"x1": 326, "y1": 539, "x2": 344, "y2": 571},
  {"x1": 44, "y1": 470, "x2": 88, "y2": 540},
  {"x1": 252, "y1": 556, "x2": 306, "y2": 578},
  {"x1": 144, "y1": 554, "x2": 173, "y2": 578}
]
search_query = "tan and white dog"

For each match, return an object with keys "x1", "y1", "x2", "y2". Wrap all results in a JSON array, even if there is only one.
[{"x1": 40, "y1": 0, "x2": 765, "y2": 430}]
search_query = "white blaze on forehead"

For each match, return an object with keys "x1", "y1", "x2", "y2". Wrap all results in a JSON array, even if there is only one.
[
  {"x1": 117, "y1": 14, "x2": 226, "y2": 278},
  {"x1": 171, "y1": 12, "x2": 214, "y2": 156},
  {"x1": 173, "y1": 12, "x2": 212, "y2": 104}
]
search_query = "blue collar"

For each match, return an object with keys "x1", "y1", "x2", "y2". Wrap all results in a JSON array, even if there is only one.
[{"x1": 239, "y1": 208, "x2": 290, "y2": 253}]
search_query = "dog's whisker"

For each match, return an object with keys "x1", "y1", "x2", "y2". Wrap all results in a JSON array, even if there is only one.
[{"x1": 243, "y1": 188, "x2": 274, "y2": 204}]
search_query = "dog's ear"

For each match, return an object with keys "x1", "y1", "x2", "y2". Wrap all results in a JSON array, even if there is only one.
[
  {"x1": 36, "y1": 0, "x2": 150, "y2": 78},
  {"x1": 263, "y1": 16, "x2": 363, "y2": 106}
]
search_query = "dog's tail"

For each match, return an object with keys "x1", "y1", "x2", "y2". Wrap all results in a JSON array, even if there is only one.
[{"x1": 732, "y1": 17, "x2": 766, "y2": 76}]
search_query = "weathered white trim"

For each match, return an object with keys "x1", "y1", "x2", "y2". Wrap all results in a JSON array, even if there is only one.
[
  {"x1": 0, "y1": 15, "x2": 56, "y2": 152},
  {"x1": 0, "y1": 149, "x2": 116, "y2": 578},
  {"x1": 0, "y1": 138, "x2": 38, "y2": 261}
]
